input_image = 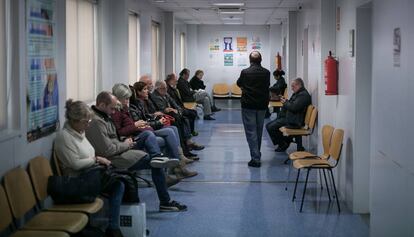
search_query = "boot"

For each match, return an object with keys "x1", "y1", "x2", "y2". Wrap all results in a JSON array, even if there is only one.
[
  {"x1": 166, "y1": 174, "x2": 181, "y2": 187},
  {"x1": 172, "y1": 160, "x2": 198, "y2": 179},
  {"x1": 178, "y1": 146, "x2": 194, "y2": 164}
]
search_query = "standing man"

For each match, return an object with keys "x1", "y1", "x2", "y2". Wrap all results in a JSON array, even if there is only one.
[{"x1": 237, "y1": 51, "x2": 270, "y2": 168}]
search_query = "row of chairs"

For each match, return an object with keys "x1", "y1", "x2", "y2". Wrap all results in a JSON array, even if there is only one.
[
  {"x1": 212, "y1": 83, "x2": 241, "y2": 98},
  {"x1": 0, "y1": 156, "x2": 103, "y2": 237}
]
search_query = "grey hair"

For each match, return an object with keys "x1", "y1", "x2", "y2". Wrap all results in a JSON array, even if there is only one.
[
  {"x1": 154, "y1": 80, "x2": 166, "y2": 90},
  {"x1": 112, "y1": 83, "x2": 132, "y2": 100},
  {"x1": 65, "y1": 99, "x2": 93, "y2": 121},
  {"x1": 293, "y1": 78, "x2": 305, "y2": 88}
]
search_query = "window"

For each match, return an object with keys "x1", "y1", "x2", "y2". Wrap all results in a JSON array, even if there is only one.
[
  {"x1": 66, "y1": 0, "x2": 97, "y2": 102},
  {"x1": 180, "y1": 32, "x2": 185, "y2": 70},
  {"x1": 128, "y1": 13, "x2": 140, "y2": 85},
  {"x1": 151, "y1": 21, "x2": 160, "y2": 82},
  {"x1": 0, "y1": 0, "x2": 7, "y2": 129}
]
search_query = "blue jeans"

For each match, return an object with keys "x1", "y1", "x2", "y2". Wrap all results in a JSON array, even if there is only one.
[
  {"x1": 153, "y1": 126, "x2": 180, "y2": 159},
  {"x1": 128, "y1": 155, "x2": 170, "y2": 204},
  {"x1": 133, "y1": 130, "x2": 162, "y2": 157},
  {"x1": 241, "y1": 108, "x2": 266, "y2": 161},
  {"x1": 107, "y1": 180, "x2": 125, "y2": 229}
]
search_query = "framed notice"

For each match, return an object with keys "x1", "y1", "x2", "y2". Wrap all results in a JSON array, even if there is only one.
[
  {"x1": 26, "y1": 0, "x2": 59, "y2": 142},
  {"x1": 393, "y1": 27, "x2": 401, "y2": 67}
]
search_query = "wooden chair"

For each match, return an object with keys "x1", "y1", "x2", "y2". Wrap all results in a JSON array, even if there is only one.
[
  {"x1": 279, "y1": 105, "x2": 317, "y2": 151},
  {"x1": 230, "y1": 83, "x2": 242, "y2": 98},
  {"x1": 3, "y1": 167, "x2": 88, "y2": 234},
  {"x1": 28, "y1": 156, "x2": 104, "y2": 214},
  {"x1": 183, "y1": 102, "x2": 197, "y2": 110},
  {"x1": 212, "y1": 83, "x2": 230, "y2": 98},
  {"x1": 0, "y1": 185, "x2": 69, "y2": 237},
  {"x1": 292, "y1": 129, "x2": 344, "y2": 212},
  {"x1": 285, "y1": 125, "x2": 335, "y2": 192}
]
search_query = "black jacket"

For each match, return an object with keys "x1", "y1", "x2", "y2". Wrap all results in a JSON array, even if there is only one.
[
  {"x1": 279, "y1": 87, "x2": 311, "y2": 127},
  {"x1": 189, "y1": 76, "x2": 206, "y2": 90},
  {"x1": 270, "y1": 77, "x2": 287, "y2": 96},
  {"x1": 151, "y1": 90, "x2": 181, "y2": 113},
  {"x1": 177, "y1": 77, "x2": 196, "y2": 102},
  {"x1": 167, "y1": 84, "x2": 184, "y2": 107},
  {"x1": 128, "y1": 100, "x2": 163, "y2": 130},
  {"x1": 237, "y1": 63, "x2": 270, "y2": 110}
]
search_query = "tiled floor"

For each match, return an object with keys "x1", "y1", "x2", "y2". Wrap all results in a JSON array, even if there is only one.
[{"x1": 139, "y1": 101, "x2": 369, "y2": 237}]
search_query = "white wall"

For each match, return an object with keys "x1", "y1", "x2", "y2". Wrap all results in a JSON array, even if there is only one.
[
  {"x1": 370, "y1": 0, "x2": 414, "y2": 235},
  {"x1": 186, "y1": 24, "x2": 282, "y2": 92}
]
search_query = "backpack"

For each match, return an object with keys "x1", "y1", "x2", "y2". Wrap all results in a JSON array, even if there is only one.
[{"x1": 102, "y1": 168, "x2": 140, "y2": 203}]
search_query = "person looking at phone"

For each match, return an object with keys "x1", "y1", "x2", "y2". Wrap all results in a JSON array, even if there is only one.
[{"x1": 265, "y1": 78, "x2": 311, "y2": 152}]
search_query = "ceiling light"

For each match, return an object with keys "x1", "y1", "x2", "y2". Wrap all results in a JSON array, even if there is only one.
[
  {"x1": 213, "y1": 3, "x2": 245, "y2": 7},
  {"x1": 155, "y1": 0, "x2": 165, "y2": 2},
  {"x1": 219, "y1": 11, "x2": 245, "y2": 14},
  {"x1": 223, "y1": 22, "x2": 243, "y2": 25},
  {"x1": 221, "y1": 17, "x2": 242, "y2": 20}
]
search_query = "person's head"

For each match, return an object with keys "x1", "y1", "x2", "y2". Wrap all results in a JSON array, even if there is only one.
[
  {"x1": 165, "y1": 73, "x2": 177, "y2": 87},
  {"x1": 96, "y1": 91, "x2": 118, "y2": 115},
  {"x1": 291, "y1": 78, "x2": 304, "y2": 93},
  {"x1": 154, "y1": 80, "x2": 168, "y2": 96},
  {"x1": 112, "y1": 83, "x2": 132, "y2": 107},
  {"x1": 273, "y1": 69, "x2": 285, "y2": 80},
  {"x1": 194, "y1": 70, "x2": 204, "y2": 80},
  {"x1": 179, "y1": 68, "x2": 190, "y2": 80},
  {"x1": 139, "y1": 75, "x2": 153, "y2": 91},
  {"x1": 65, "y1": 99, "x2": 93, "y2": 133},
  {"x1": 133, "y1": 81, "x2": 149, "y2": 99},
  {"x1": 249, "y1": 51, "x2": 262, "y2": 65}
]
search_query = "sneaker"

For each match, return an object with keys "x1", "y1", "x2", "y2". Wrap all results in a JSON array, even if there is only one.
[
  {"x1": 166, "y1": 175, "x2": 181, "y2": 187},
  {"x1": 159, "y1": 200, "x2": 187, "y2": 212},
  {"x1": 204, "y1": 115, "x2": 216, "y2": 120},
  {"x1": 150, "y1": 157, "x2": 179, "y2": 168},
  {"x1": 184, "y1": 152, "x2": 200, "y2": 161},
  {"x1": 212, "y1": 106, "x2": 221, "y2": 112},
  {"x1": 248, "y1": 159, "x2": 261, "y2": 168}
]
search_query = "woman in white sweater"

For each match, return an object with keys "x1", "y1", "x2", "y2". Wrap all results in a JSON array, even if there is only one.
[{"x1": 54, "y1": 99, "x2": 125, "y2": 237}]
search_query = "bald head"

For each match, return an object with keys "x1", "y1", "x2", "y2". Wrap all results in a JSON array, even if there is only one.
[
  {"x1": 139, "y1": 75, "x2": 153, "y2": 91},
  {"x1": 249, "y1": 51, "x2": 262, "y2": 64}
]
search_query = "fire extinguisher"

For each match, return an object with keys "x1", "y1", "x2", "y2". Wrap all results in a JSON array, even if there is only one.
[
  {"x1": 324, "y1": 51, "x2": 338, "y2": 95},
  {"x1": 275, "y1": 52, "x2": 282, "y2": 70}
]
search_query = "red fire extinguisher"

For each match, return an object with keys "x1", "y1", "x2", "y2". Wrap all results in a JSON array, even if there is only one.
[
  {"x1": 276, "y1": 52, "x2": 282, "y2": 70},
  {"x1": 324, "y1": 51, "x2": 338, "y2": 95}
]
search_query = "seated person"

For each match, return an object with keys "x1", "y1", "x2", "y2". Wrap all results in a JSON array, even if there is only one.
[
  {"x1": 269, "y1": 69, "x2": 287, "y2": 101},
  {"x1": 189, "y1": 69, "x2": 206, "y2": 90},
  {"x1": 86, "y1": 91, "x2": 187, "y2": 212},
  {"x1": 111, "y1": 83, "x2": 197, "y2": 179},
  {"x1": 165, "y1": 73, "x2": 198, "y2": 136},
  {"x1": 265, "y1": 78, "x2": 311, "y2": 152},
  {"x1": 54, "y1": 99, "x2": 125, "y2": 237},
  {"x1": 177, "y1": 68, "x2": 219, "y2": 120}
]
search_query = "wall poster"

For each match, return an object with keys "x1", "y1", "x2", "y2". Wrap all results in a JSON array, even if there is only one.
[
  {"x1": 26, "y1": 0, "x2": 59, "y2": 142},
  {"x1": 251, "y1": 36, "x2": 261, "y2": 50},
  {"x1": 236, "y1": 37, "x2": 247, "y2": 52},
  {"x1": 223, "y1": 37, "x2": 233, "y2": 52},
  {"x1": 209, "y1": 38, "x2": 220, "y2": 52},
  {"x1": 224, "y1": 54, "x2": 233, "y2": 66},
  {"x1": 236, "y1": 53, "x2": 248, "y2": 67}
]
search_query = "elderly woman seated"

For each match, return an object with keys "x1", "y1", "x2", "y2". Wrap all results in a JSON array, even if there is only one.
[{"x1": 54, "y1": 99, "x2": 125, "y2": 237}]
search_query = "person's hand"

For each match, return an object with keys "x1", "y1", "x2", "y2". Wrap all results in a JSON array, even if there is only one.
[
  {"x1": 96, "y1": 156, "x2": 111, "y2": 166},
  {"x1": 280, "y1": 97, "x2": 287, "y2": 103},
  {"x1": 154, "y1": 111, "x2": 164, "y2": 116},
  {"x1": 124, "y1": 138, "x2": 135, "y2": 148},
  {"x1": 135, "y1": 120, "x2": 147, "y2": 128}
]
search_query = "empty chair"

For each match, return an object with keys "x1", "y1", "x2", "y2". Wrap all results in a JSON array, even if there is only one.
[
  {"x1": 212, "y1": 83, "x2": 230, "y2": 98},
  {"x1": 28, "y1": 156, "x2": 103, "y2": 214},
  {"x1": 3, "y1": 167, "x2": 88, "y2": 234},
  {"x1": 230, "y1": 83, "x2": 242, "y2": 98}
]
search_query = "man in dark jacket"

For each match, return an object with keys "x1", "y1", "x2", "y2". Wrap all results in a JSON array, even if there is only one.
[
  {"x1": 266, "y1": 78, "x2": 311, "y2": 152},
  {"x1": 237, "y1": 51, "x2": 270, "y2": 168}
]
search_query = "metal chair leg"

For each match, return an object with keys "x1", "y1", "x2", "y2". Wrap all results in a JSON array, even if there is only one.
[
  {"x1": 300, "y1": 168, "x2": 311, "y2": 212},
  {"x1": 292, "y1": 169, "x2": 301, "y2": 202},
  {"x1": 322, "y1": 169, "x2": 331, "y2": 202},
  {"x1": 285, "y1": 160, "x2": 292, "y2": 191},
  {"x1": 328, "y1": 169, "x2": 341, "y2": 212}
]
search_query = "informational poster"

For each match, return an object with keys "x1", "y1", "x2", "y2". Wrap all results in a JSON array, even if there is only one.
[
  {"x1": 393, "y1": 27, "x2": 401, "y2": 67},
  {"x1": 236, "y1": 53, "x2": 248, "y2": 67},
  {"x1": 236, "y1": 37, "x2": 247, "y2": 52},
  {"x1": 251, "y1": 36, "x2": 262, "y2": 50},
  {"x1": 209, "y1": 38, "x2": 220, "y2": 52},
  {"x1": 223, "y1": 37, "x2": 233, "y2": 52},
  {"x1": 26, "y1": 0, "x2": 59, "y2": 142},
  {"x1": 224, "y1": 54, "x2": 233, "y2": 66}
]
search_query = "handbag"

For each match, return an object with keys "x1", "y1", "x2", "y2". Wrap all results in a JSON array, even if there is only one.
[
  {"x1": 47, "y1": 165, "x2": 103, "y2": 204},
  {"x1": 102, "y1": 168, "x2": 140, "y2": 203},
  {"x1": 161, "y1": 114, "x2": 175, "y2": 126}
]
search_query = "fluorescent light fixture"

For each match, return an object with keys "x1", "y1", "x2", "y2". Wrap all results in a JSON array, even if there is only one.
[
  {"x1": 223, "y1": 22, "x2": 243, "y2": 25},
  {"x1": 155, "y1": 0, "x2": 165, "y2": 2},
  {"x1": 221, "y1": 17, "x2": 242, "y2": 20},
  {"x1": 213, "y1": 3, "x2": 245, "y2": 7},
  {"x1": 219, "y1": 11, "x2": 245, "y2": 14}
]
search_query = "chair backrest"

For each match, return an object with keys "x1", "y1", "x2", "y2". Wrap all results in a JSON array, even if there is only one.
[
  {"x1": 52, "y1": 149, "x2": 62, "y2": 176},
  {"x1": 213, "y1": 83, "x2": 230, "y2": 95},
  {"x1": 303, "y1": 105, "x2": 315, "y2": 129},
  {"x1": 0, "y1": 185, "x2": 13, "y2": 232},
  {"x1": 231, "y1": 83, "x2": 242, "y2": 95},
  {"x1": 4, "y1": 167, "x2": 37, "y2": 219},
  {"x1": 329, "y1": 129, "x2": 345, "y2": 162},
  {"x1": 308, "y1": 107, "x2": 318, "y2": 130},
  {"x1": 321, "y1": 125, "x2": 335, "y2": 159},
  {"x1": 282, "y1": 87, "x2": 288, "y2": 98},
  {"x1": 28, "y1": 156, "x2": 54, "y2": 202}
]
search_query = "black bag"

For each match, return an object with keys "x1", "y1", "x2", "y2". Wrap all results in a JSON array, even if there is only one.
[
  {"x1": 102, "y1": 168, "x2": 140, "y2": 204},
  {"x1": 47, "y1": 166, "x2": 103, "y2": 204}
]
